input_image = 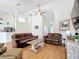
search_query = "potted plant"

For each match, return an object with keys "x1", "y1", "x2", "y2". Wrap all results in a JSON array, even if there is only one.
[{"x1": 73, "y1": 35, "x2": 79, "y2": 43}]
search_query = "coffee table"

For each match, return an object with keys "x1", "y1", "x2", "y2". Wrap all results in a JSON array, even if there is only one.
[{"x1": 27, "y1": 39, "x2": 44, "y2": 52}]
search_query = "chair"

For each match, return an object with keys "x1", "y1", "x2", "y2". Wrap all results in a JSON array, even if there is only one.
[
  {"x1": 0, "y1": 48, "x2": 22, "y2": 59},
  {"x1": 0, "y1": 43, "x2": 22, "y2": 59},
  {"x1": 43, "y1": 33, "x2": 62, "y2": 45},
  {"x1": 0, "y1": 43, "x2": 7, "y2": 55}
]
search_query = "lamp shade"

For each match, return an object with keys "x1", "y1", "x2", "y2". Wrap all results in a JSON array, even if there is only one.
[
  {"x1": 65, "y1": 31, "x2": 71, "y2": 36},
  {"x1": 77, "y1": 29, "x2": 79, "y2": 32}
]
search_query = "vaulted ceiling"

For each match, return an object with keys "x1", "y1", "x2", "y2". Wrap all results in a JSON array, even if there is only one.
[
  {"x1": 0, "y1": 0, "x2": 76, "y2": 16},
  {"x1": 0, "y1": 0, "x2": 57, "y2": 13}
]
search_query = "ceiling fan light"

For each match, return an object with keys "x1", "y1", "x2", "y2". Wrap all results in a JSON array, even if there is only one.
[{"x1": 16, "y1": 3, "x2": 21, "y2": 6}]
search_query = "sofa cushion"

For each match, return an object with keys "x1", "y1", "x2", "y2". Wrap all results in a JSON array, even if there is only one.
[
  {"x1": 0, "y1": 43, "x2": 4, "y2": 48},
  {"x1": 2, "y1": 48, "x2": 22, "y2": 59},
  {"x1": 54, "y1": 34, "x2": 61, "y2": 39},
  {"x1": 0, "y1": 55, "x2": 16, "y2": 59},
  {"x1": 24, "y1": 33, "x2": 32, "y2": 36},
  {"x1": 25, "y1": 36, "x2": 33, "y2": 38},
  {"x1": 20, "y1": 38, "x2": 34, "y2": 43},
  {"x1": 47, "y1": 33, "x2": 53, "y2": 38},
  {"x1": 46, "y1": 38, "x2": 59, "y2": 41},
  {"x1": 14, "y1": 34, "x2": 24, "y2": 38},
  {"x1": 0, "y1": 47, "x2": 7, "y2": 55},
  {"x1": 16, "y1": 36, "x2": 33, "y2": 40},
  {"x1": 53, "y1": 33, "x2": 61, "y2": 37}
]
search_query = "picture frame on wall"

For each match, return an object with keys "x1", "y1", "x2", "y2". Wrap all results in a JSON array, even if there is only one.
[
  {"x1": 0, "y1": 18, "x2": 3, "y2": 20},
  {"x1": 59, "y1": 19, "x2": 70, "y2": 31},
  {"x1": 0, "y1": 18, "x2": 3, "y2": 24},
  {"x1": 71, "y1": 16, "x2": 79, "y2": 31},
  {"x1": 35, "y1": 25, "x2": 38, "y2": 29}
]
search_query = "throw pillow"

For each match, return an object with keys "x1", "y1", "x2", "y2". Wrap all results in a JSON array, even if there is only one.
[
  {"x1": 0, "y1": 43, "x2": 4, "y2": 48},
  {"x1": 0, "y1": 47, "x2": 7, "y2": 55}
]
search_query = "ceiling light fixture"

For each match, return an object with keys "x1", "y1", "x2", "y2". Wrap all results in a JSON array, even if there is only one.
[
  {"x1": 16, "y1": 3, "x2": 21, "y2": 6},
  {"x1": 33, "y1": 4, "x2": 46, "y2": 15}
]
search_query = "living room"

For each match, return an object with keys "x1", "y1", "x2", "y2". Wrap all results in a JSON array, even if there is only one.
[{"x1": 0, "y1": 0, "x2": 79, "y2": 59}]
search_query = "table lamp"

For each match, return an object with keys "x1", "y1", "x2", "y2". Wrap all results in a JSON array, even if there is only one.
[
  {"x1": 65, "y1": 31, "x2": 71, "y2": 36},
  {"x1": 77, "y1": 29, "x2": 79, "y2": 34}
]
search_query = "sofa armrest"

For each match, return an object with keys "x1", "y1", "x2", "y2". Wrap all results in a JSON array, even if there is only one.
[
  {"x1": 43, "y1": 36, "x2": 48, "y2": 41},
  {"x1": 15, "y1": 40, "x2": 20, "y2": 44},
  {"x1": 0, "y1": 47, "x2": 7, "y2": 55},
  {"x1": 11, "y1": 35, "x2": 15, "y2": 39},
  {"x1": 33, "y1": 36, "x2": 38, "y2": 39},
  {"x1": 0, "y1": 55, "x2": 16, "y2": 59},
  {"x1": 0, "y1": 43, "x2": 4, "y2": 48},
  {"x1": 43, "y1": 36, "x2": 48, "y2": 39}
]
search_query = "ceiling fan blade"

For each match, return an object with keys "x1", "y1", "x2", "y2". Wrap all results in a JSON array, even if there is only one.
[{"x1": 41, "y1": 11, "x2": 46, "y2": 13}]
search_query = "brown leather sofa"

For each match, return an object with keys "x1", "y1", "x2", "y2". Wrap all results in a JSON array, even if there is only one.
[
  {"x1": 43, "y1": 33, "x2": 62, "y2": 45},
  {"x1": 12, "y1": 33, "x2": 38, "y2": 48}
]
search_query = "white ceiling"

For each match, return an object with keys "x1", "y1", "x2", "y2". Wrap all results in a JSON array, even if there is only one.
[
  {"x1": 0, "y1": 0, "x2": 57, "y2": 14},
  {"x1": 0, "y1": 0, "x2": 74, "y2": 16}
]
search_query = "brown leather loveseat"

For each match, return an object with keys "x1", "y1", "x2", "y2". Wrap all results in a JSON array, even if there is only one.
[
  {"x1": 43, "y1": 33, "x2": 62, "y2": 45},
  {"x1": 12, "y1": 33, "x2": 38, "y2": 48}
]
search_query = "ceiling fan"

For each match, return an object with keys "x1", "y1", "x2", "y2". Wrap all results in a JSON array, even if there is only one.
[{"x1": 33, "y1": 4, "x2": 46, "y2": 15}]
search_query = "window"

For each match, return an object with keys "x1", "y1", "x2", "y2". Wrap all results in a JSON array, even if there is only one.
[{"x1": 18, "y1": 17, "x2": 26, "y2": 23}]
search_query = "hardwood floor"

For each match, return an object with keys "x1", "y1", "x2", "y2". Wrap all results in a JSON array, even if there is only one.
[{"x1": 22, "y1": 44, "x2": 66, "y2": 59}]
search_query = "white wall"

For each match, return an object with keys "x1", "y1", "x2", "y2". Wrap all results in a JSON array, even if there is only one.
[
  {"x1": 31, "y1": 15, "x2": 43, "y2": 37},
  {"x1": 54, "y1": 0, "x2": 75, "y2": 35},
  {"x1": 70, "y1": 0, "x2": 79, "y2": 33},
  {"x1": 0, "y1": 11, "x2": 15, "y2": 31},
  {"x1": 71, "y1": 0, "x2": 79, "y2": 17},
  {"x1": 15, "y1": 11, "x2": 31, "y2": 33},
  {"x1": 27, "y1": 0, "x2": 76, "y2": 36},
  {"x1": 0, "y1": 0, "x2": 77, "y2": 35}
]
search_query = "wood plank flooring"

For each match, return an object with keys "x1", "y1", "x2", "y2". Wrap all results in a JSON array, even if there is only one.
[{"x1": 22, "y1": 44, "x2": 66, "y2": 59}]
